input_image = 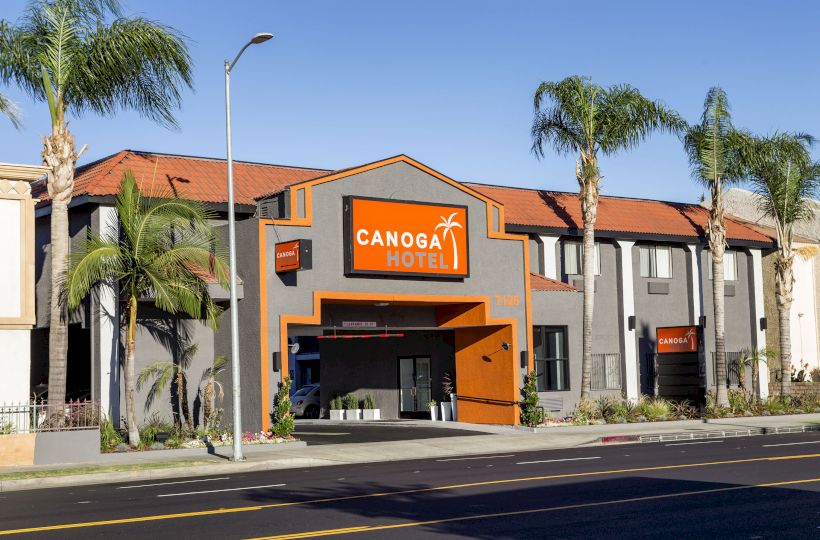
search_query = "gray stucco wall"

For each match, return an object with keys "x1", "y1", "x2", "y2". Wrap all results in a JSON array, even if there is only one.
[
  {"x1": 261, "y1": 161, "x2": 529, "y2": 427},
  {"x1": 632, "y1": 243, "x2": 694, "y2": 392},
  {"x1": 319, "y1": 330, "x2": 455, "y2": 419},
  {"x1": 531, "y1": 290, "x2": 583, "y2": 415},
  {"x1": 701, "y1": 248, "x2": 755, "y2": 387},
  {"x1": 559, "y1": 238, "x2": 621, "y2": 356}
]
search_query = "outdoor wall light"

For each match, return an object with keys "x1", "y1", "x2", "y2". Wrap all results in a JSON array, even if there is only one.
[
  {"x1": 699, "y1": 315, "x2": 707, "y2": 328},
  {"x1": 760, "y1": 317, "x2": 767, "y2": 331},
  {"x1": 374, "y1": 302, "x2": 390, "y2": 307},
  {"x1": 628, "y1": 315, "x2": 636, "y2": 331}
]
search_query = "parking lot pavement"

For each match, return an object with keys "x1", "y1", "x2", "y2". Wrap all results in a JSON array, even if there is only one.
[{"x1": 293, "y1": 421, "x2": 486, "y2": 445}]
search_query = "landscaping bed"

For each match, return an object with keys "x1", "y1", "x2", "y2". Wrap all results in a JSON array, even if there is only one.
[{"x1": 524, "y1": 390, "x2": 820, "y2": 428}]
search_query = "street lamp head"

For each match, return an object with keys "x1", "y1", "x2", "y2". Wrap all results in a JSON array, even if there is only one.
[{"x1": 251, "y1": 32, "x2": 274, "y2": 44}]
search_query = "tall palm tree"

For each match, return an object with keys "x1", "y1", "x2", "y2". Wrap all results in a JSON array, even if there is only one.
[
  {"x1": 0, "y1": 0, "x2": 192, "y2": 406},
  {"x1": 741, "y1": 133, "x2": 818, "y2": 397},
  {"x1": 0, "y1": 92, "x2": 21, "y2": 128},
  {"x1": 66, "y1": 172, "x2": 228, "y2": 447},
  {"x1": 531, "y1": 75, "x2": 685, "y2": 400},
  {"x1": 684, "y1": 88, "x2": 747, "y2": 408}
]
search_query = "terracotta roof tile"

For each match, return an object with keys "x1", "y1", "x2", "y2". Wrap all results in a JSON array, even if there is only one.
[
  {"x1": 468, "y1": 184, "x2": 772, "y2": 244},
  {"x1": 32, "y1": 150, "x2": 330, "y2": 206},
  {"x1": 530, "y1": 273, "x2": 577, "y2": 292}
]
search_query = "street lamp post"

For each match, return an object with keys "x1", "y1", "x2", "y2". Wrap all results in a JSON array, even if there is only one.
[{"x1": 225, "y1": 32, "x2": 273, "y2": 462}]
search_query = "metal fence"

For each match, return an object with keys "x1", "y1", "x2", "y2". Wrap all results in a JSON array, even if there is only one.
[
  {"x1": 712, "y1": 351, "x2": 744, "y2": 387},
  {"x1": 591, "y1": 353, "x2": 622, "y2": 390},
  {"x1": 0, "y1": 400, "x2": 100, "y2": 434}
]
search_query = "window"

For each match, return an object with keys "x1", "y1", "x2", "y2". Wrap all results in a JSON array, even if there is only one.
[
  {"x1": 563, "y1": 242, "x2": 601, "y2": 276},
  {"x1": 707, "y1": 250, "x2": 737, "y2": 281},
  {"x1": 639, "y1": 245, "x2": 672, "y2": 278},
  {"x1": 533, "y1": 326, "x2": 570, "y2": 391}
]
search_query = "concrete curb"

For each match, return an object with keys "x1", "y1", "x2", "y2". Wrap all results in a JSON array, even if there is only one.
[{"x1": 638, "y1": 423, "x2": 820, "y2": 443}]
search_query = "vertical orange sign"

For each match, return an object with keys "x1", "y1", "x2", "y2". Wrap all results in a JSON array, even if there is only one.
[
  {"x1": 345, "y1": 197, "x2": 469, "y2": 278},
  {"x1": 656, "y1": 326, "x2": 699, "y2": 354}
]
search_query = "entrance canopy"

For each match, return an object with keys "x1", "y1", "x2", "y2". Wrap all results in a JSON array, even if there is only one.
[{"x1": 264, "y1": 292, "x2": 522, "y2": 429}]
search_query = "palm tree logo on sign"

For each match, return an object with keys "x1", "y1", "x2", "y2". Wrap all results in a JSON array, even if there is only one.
[{"x1": 436, "y1": 213, "x2": 464, "y2": 270}]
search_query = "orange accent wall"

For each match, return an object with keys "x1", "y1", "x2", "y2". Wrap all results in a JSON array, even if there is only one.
[{"x1": 455, "y1": 325, "x2": 519, "y2": 425}]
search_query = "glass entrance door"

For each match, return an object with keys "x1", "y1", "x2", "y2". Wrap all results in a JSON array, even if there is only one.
[{"x1": 399, "y1": 356, "x2": 431, "y2": 413}]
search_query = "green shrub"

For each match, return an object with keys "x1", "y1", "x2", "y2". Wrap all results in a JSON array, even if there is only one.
[
  {"x1": 670, "y1": 400, "x2": 697, "y2": 420},
  {"x1": 271, "y1": 377, "x2": 295, "y2": 438},
  {"x1": 427, "y1": 399, "x2": 437, "y2": 408},
  {"x1": 0, "y1": 422, "x2": 15, "y2": 435},
  {"x1": 727, "y1": 389, "x2": 756, "y2": 416},
  {"x1": 362, "y1": 394, "x2": 376, "y2": 410},
  {"x1": 520, "y1": 371, "x2": 540, "y2": 427},
  {"x1": 138, "y1": 413, "x2": 174, "y2": 449},
  {"x1": 572, "y1": 399, "x2": 601, "y2": 424},
  {"x1": 636, "y1": 396, "x2": 671, "y2": 421},
  {"x1": 330, "y1": 395, "x2": 343, "y2": 410},
  {"x1": 99, "y1": 418, "x2": 123, "y2": 452},
  {"x1": 705, "y1": 390, "x2": 731, "y2": 418},
  {"x1": 343, "y1": 393, "x2": 359, "y2": 410},
  {"x1": 164, "y1": 435, "x2": 183, "y2": 449}
]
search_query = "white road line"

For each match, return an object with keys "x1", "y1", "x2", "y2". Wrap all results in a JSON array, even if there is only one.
[
  {"x1": 762, "y1": 440, "x2": 820, "y2": 448},
  {"x1": 118, "y1": 477, "x2": 231, "y2": 489},
  {"x1": 666, "y1": 441, "x2": 724, "y2": 447},
  {"x1": 516, "y1": 457, "x2": 601, "y2": 465},
  {"x1": 436, "y1": 454, "x2": 515, "y2": 462},
  {"x1": 157, "y1": 483, "x2": 286, "y2": 498}
]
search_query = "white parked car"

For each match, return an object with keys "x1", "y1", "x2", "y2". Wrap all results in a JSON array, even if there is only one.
[{"x1": 291, "y1": 384, "x2": 320, "y2": 418}]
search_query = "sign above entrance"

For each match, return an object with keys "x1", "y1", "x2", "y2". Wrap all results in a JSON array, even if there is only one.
[
  {"x1": 343, "y1": 196, "x2": 469, "y2": 278},
  {"x1": 275, "y1": 239, "x2": 312, "y2": 273},
  {"x1": 656, "y1": 326, "x2": 699, "y2": 354},
  {"x1": 341, "y1": 321, "x2": 377, "y2": 328}
]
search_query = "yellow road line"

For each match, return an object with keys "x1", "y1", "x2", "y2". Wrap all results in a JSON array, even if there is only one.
[
  {"x1": 2, "y1": 452, "x2": 818, "y2": 536},
  {"x1": 249, "y1": 477, "x2": 820, "y2": 539}
]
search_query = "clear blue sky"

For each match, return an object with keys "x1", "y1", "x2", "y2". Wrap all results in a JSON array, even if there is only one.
[{"x1": 2, "y1": 1, "x2": 818, "y2": 203}]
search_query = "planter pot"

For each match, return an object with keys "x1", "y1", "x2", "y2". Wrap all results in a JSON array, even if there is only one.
[
  {"x1": 440, "y1": 402, "x2": 453, "y2": 421},
  {"x1": 429, "y1": 406, "x2": 438, "y2": 421},
  {"x1": 345, "y1": 409, "x2": 362, "y2": 421},
  {"x1": 329, "y1": 409, "x2": 344, "y2": 421},
  {"x1": 450, "y1": 393, "x2": 458, "y2": 421},
  {"x1": 362, "y1": 409, "x2": 380, "y2": 421}
]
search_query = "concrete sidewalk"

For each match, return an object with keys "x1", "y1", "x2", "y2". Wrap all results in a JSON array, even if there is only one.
[{"x1": 1, "y1": 413, "x2": 818, "y2": 493}]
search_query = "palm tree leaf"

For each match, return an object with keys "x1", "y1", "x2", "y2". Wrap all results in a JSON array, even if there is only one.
[
  {"x1": 0, "y1": 92, "x2": 22, "y2": 128},
  {"x1": 136, "y1": 359, "x2": 174, "y2": 412},
  {"x1": 65, "y1": 232, "x2": 122, "y2": 311},
  {"x1": 73, "y1": 16, "x2": 192, "y2": 128}
]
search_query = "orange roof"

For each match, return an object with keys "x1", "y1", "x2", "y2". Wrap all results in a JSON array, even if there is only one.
[
  {"x1": 530, "y1": 273, "x2": 577, "y2": 292},
  {"x1": 469, "y1": 184, "x2": 772, "y2": 244},
  {"x1": 32, "y1": 150, "x2": 329, "y2": 207}
]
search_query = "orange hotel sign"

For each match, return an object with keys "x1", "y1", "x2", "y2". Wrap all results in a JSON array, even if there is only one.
[
  {"x1": 656, "y1": 325, "x2": 699, "y2": 354},
  {"x1": 343, "y1": 196, "x2": 469, "y2": 278}
]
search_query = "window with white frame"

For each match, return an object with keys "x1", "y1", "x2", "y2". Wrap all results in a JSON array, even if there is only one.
[
  {"x1": 707, "y1": 250, "x2": 737, "y2": 281},
  {"x1": 639, "y1": 245, "x2": 672, "y2": 278},
  {"x1": 563, "y1": 241, "x2": 601, "y2": 276}
]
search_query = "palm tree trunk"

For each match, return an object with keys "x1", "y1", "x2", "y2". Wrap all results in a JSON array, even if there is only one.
[
  {"x1": 707, "y1": 184, "x2": 729, "y2": 408},
  {"x1": 47, "y1": 199, "x2": 69, "y2": 407},
  {"x1": 125, "y1": 296, "x2": 140, "y2": 447},
  {"x1": 578, "y1": 160, "x2": 599, "y2": 401},
  {"x1": 711, "y1": 242, "x2": 729, "y2": 407},
  {"x1": 775, "y1": 251, "x2": 794, "y2": 397},
  {"x1": 42, "y1": 123, "x2": 79, "y2": 407}
]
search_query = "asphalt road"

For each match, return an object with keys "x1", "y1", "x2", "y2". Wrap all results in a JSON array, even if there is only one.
[{"x1": 2, "y1": 431, "x2": 820, "y2": 539}]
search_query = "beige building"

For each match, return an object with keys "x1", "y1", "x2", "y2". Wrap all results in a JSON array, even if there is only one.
[
  {"x1": 0, "y1": 162, "x2": 46, "y2": 405},
  {"x1": 720, "y1": 188, "x2": 820, "y2": 382}
]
